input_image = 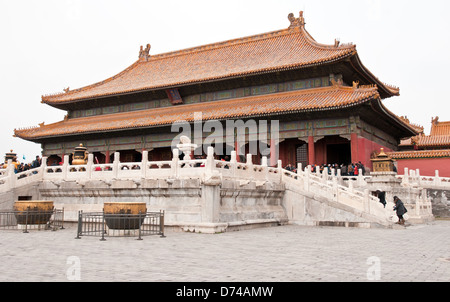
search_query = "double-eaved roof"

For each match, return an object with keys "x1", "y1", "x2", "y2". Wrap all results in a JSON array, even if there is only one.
[{"x1": 15, "y1": 11, "x2": 410, "y2": 142}]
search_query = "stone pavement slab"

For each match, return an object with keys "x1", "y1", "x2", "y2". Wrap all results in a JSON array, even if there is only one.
[{"x1": 0, "y1": 221, "x2": 449, "y2": 282}]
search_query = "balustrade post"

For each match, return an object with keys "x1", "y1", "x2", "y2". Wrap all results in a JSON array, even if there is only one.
[
  {"x1": 142, "y1": 150, "x2": 148, "y2": 178},
  {"x1": 113, "y1": 152, "x2": 120, "y2": 178},
  {"x1": 363, "y1": 189, "x2": 370, "y2": 213},
  {"x1": 303, "y1": 166, "x2": 310, "y2": 191},
  {"x1": 261, "y1": 156, "x2": 268, "y2": 181},
  {"x1": 205, "y1": 146, "x2": 215, "y2": 176},
  {"x1": 402, "y1": 168, "x2": 409, "y2": 185},
  {"x1": 336, "y1": 168, "x2": 342, "y2": 186},
  {"x1": 247, "y1": 154, "x2": 254, "y2": 180},
  {"x1": 171, "y1": 149, "x2": 179, "y2": 179},
  {"x1": 230, "y1": 150, "x2": 237, "y2": 178},
  {"x1": 297, "y1": 163, "x2": 302, "y2": 175},
  {"x1": 322, "y1": 167, "x2": 328, "y2": 183},
  {"x1": 434, "y1": 170, "x2": 441, "y2": 186},
  {"x1": 230, "y1": 150, "x2": 237, "y2": 164},
  {"x1": 6, "y1": 159, "x2": 15, "y2": 190},
  {"x1": 62, "y1": 155, "x2": 69, "y2": 180},
  {"x1": 86, "y1": 153, "x2": 93, "y2": 179},
  {"x1": 410, "y1": 169, "x2": 418, "y2": 186},
  {"x1": 357, "y1": 169, "x2": 364, "y2": 186},
  {"x1": 277, "y1": 159, "x2": 282, "y2": 183},
  {"x1": 41, "y1": 157, "x2": 47, "y2": 179}
]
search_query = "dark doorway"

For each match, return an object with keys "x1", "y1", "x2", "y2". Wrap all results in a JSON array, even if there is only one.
[
  {"x1": 47, "y1": 155, "x2": 62, "y2": 166},
  {"x1": 326, "y1": 143, "x2": 351, "y2": 165},
  {"x1": 92, "y1": 152, "x2": 106, "y2": 164},
  {"x1": 296, "y1": 144, "x2": 308, "y2": 168},
  {"x1": 118, "y1": 150, "x2": 142, "y2": 162}
]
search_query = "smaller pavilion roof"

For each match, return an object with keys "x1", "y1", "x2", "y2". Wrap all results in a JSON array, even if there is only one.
[
  {"x1": 388, "y1": 149, "x2": 450, "y2": 160},
  {"x1": 400, "y1": 116, "x2": 450, "y2": 148}
]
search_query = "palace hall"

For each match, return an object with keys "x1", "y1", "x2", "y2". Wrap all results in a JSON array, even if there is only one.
[{"x1": 14, "y1": 12, "x2": 417, "y2": 170}]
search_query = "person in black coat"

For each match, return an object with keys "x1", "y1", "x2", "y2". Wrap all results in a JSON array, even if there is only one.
[
  {"x1": 393, "y1": 196, "x2": 407, "y2": 225},
  {"x1": 375, "y1": 190, "x2": 387, "y2": 208}
]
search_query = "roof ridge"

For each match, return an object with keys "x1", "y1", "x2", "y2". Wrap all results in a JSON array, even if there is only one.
[
  {"x1": 150, "y1": 14, "x2": 356, "y2": 62},
  {"x1": 149, "y1": 28, "x2": 293, "y2": 62},
  {"x1": 299, "y1": 25, "x2": 356, "y2": 51},
  {"x1": 149, "y1": 11, "x2": 356, "y2": 62}
]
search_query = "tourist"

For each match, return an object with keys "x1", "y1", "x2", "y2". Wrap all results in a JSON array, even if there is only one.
[
  {"x1": 32, "y1": 155, "x2": 41, "y2": 168},
  {"x1": 393, "y1": 196, "x2": 407, "y2": 225},
  {"x1": 285, "y1": 164, "x2": 294, "y2": 172},
  {"x1": 375, "y1": 190, "x2": 387, "y2": 208},
  {"x1": 348, "y1": 163, "x2": 354, "y2": 176},
  {"x1": 340, "y1": 163, "x2": 347, "y2": 176}
]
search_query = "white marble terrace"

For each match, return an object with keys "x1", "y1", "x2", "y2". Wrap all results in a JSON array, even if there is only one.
[{"x1": 0, "y1": 146, "x2": 438, "y2": 226}]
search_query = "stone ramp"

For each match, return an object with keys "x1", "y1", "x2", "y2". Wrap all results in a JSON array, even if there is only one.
[{"x1": 281, "y1": 170, "x2": 394, "y2": 228}]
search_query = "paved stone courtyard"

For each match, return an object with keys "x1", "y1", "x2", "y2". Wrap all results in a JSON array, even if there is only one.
[{"x1": 1, "y1": 220, "x2": 449, "y2": 282}]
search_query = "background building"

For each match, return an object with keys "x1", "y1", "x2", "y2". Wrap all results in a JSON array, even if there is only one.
[{"x1": 389, "y1": 116, "x2": 450, "y2": 177}]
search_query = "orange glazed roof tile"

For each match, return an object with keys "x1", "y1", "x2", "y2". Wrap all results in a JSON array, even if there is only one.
[
  {"x1": 40, "y1": 12, "x2": 368, "y2": 105},
  {"x1": 430, "y1": 118, "x2": 450, "y2": 136},
  {"x1": 16, "y1": 85, "x2": 379, "y2": 140},
  {"x1": 415, "y1": 135, "x2": 450, "y2": 147},
  {"x1": 388, "y1": 149, "x2": 450, "y2": 159},
  {"x1": 400, "y1": 117, "x2": 450, "y2": 148}
]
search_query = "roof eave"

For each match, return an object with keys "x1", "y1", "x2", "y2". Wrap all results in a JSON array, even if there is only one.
[
  {"x1": 349, "y1": 54, "x2": 400, "y2": 99},
  {"x1": 15, "y1": 91, "x2": 377, "y2": 142}
]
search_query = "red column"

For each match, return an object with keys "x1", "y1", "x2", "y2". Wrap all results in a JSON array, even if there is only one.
[
  {"x1": 105, "y1": 150, "x2": 110, "y2": 164},
  {"x1": 270, "y1": 138, "x2": 277, "y2": 167},
  {"x1": 235, "y1": 140, "x2": 240, "y2": 162},
  {"x1": 308, "y1": 136, "x2": 315, "y2": 165},
  {"x1": 351, "y1": 133, "x2": 359, "y2": 163}
]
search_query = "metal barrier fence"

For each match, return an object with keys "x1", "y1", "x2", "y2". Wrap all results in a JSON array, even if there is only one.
[
  {"x1": 0, "y1": 208, "x2": 65, "y2": 232},
  {"x1": 75, "y1": 210, "x2": 165, "y2": 240}
]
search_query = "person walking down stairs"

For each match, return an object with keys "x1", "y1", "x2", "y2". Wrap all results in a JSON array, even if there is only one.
[{"x1": 393, "y1": 196, "x2": 408, "y2": 225}]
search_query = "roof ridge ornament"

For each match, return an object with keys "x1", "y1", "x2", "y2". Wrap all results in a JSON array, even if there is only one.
[
  {"x1": 139, "y1": 43, "x2": 151, "y2": 61},
  {"x1": 432, "y1": 116, "x2": 439, "y2": 125},
  {"x1": 330, "y1": 73, "x2": 343, "y2": 87},
  {"x1": 288, "y1": 11, "x2": 305, "y2": 29}
]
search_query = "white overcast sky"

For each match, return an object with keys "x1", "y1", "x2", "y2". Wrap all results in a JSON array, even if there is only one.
[{"x1": 1, "y1": 0, "x2": 449, "y2": 162}]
